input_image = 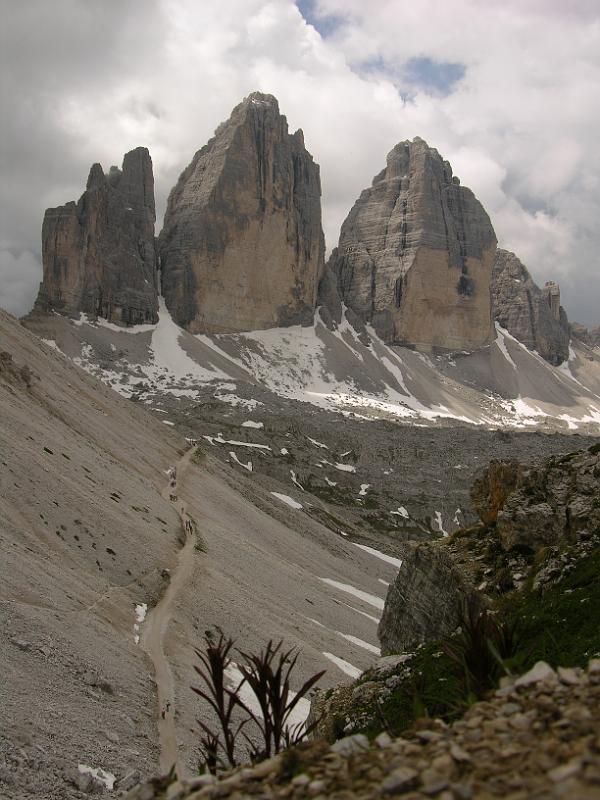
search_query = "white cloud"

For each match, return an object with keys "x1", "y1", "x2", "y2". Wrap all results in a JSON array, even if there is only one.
[{"x1": 0, "y1": 0, "x2": 599, "y2": 324}]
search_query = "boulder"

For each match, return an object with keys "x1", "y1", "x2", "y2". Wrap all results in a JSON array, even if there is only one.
[
  {"x1": 470, "y1": 459, "x2": 523, "y2": 525},
  {"x1": 33, "y1": 148, "x2": 158, "y2": 326},
  {"x1": 497, "y1": 447, "x2": 600, "y2": 551},
  {"x1": 159, "y1": 92, "x2": 325, "y2": 333},
  {"x1": 324, "y1": 137, "x2": 497, "y2": 352},
  {"x1": 378, "y1": 541, "x2": 478, "y2": 655},
  {"x1": 491, "y1": 249, "x2": 570, "y2": 365}
]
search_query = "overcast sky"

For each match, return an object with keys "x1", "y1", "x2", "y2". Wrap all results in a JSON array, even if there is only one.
[{"x1": 1, "y1": 0, "x2": 599, "y2": 325}]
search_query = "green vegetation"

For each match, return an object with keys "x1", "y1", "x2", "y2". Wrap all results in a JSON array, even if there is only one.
[{"x1": 338, "y1": 545, "x2": 600, "y2": 742}]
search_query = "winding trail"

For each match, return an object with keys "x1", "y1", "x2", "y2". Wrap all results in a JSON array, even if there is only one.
[{"x1": 140, "y1": 445, "x2": 199, "y2": 776}]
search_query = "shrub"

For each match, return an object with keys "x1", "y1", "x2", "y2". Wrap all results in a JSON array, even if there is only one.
[{"x1": 192, "y1": 631, "x2": 325, "y2": 773}]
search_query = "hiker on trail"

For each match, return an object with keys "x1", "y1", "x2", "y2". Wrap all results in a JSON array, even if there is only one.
[
  {"x1": 166, "y1": 701, "x2": 171, "y2": 714},
  {"x1": 161, "y1": 708, "x2": 166, "y2": 720}
]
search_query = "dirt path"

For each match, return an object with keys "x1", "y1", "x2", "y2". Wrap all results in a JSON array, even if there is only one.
[{"x1": 140, "y1": 446, "x2": 198, "y2": 776}]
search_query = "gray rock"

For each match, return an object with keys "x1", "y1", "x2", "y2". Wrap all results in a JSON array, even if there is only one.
[
  {"x1": 330, "y1": 733, "x2": 370, "y2": 757},
  {"x1": 324, "y1": 137, "x2": 497, "y2": 352},
  {"x1": 492, "y1": 249, "x2": 570, "y2": 365},
  {"x1": 514, "y1": 661, "x2": 557, "y2": 688},
  {"x1": 381, "y1": 766, "x2": 419, "y2": 794},
  {"x1": 378, "y1": 540, "x2": 480, "y2": 655},
  {"x1": 31, "y1": 148, "x2": 158, "y2": 327},
  {"x1": 159, "y1": 92, "x2": 325, "y2": 334},
  {"x1": 497, "y1": 447, "x2": 600, "y2": 550}
]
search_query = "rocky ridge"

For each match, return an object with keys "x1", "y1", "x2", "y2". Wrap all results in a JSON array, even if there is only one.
[
  {"x1": 491, "y1": 249, "x2": 570, "y2": 365},
  {"x1": 32, "y1": 147, "x2": 158, "y2": 326},
  {"x1": 126, "y1": 659, "x2": 600, "y2": 800},
  {"x1": 572, "y1": 322, "x2": 600, "y2": 350},
  {"x1": 159, "y1": 92, "x2": 325, "y2": 333},
  {"x1": 377, "y1": 444, "x2": 600, "y2": 656},
  {"x1": 325, "y1": 137, "x2": 497, "y2": 352}
]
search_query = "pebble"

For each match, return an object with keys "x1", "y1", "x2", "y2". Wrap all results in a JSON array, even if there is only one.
[
  {"x1": 123, "y1": 658, "x2": 600, "y2": 800},
  {"x1": 330, "y1": 733, "x2": 369, "y2": 757},
  {"x1": 380, "y1": 767, "x2": 419, "y2": 795}
]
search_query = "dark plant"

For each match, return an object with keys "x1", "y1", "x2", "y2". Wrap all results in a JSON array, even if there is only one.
[
  {"x1": 235, "y1": 639, "x2": 326, "y2": 758},
  {"x1": 192, "y1": 632, "x2": 325, "y2": 773},
  {"x1": 191, "y1": 630, "x2": 248, "y2": 771},
  {"x1": 443, "y1": 599, "x2": 520, "y2": 699}
]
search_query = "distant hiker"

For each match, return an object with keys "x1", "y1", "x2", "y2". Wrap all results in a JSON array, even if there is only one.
[
  {"x1": 166, "y1": 701, "x2": 171, "y2": 713},
  {"x1": 161, "y1": 708, "x2": 166, "y2": 720}
]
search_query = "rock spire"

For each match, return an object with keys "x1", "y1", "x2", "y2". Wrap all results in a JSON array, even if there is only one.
[
  {"x1": 324, "y1": 137, "x2": 497, "y2": 352},
  {"x1": 491, "y1": 249, "x2": 570, "y2": 365},
  {"x1": 159, "y1": 92, "x2": 325, "y2": 333},
  {"x1": 34, "y1": 147, "x2": 158, "y2": 326}
]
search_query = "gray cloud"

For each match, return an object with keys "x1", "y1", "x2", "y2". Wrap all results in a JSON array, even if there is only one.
[{"x1": 1, "y1": 0, "x2": 599, "y2": 327}]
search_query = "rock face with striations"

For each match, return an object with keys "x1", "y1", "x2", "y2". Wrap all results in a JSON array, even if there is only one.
[
  {"x1": 571, "y1": 322, "x2": 600, "y2": 350},
  {"x1": 378, "y1": 541, "x2": 480, "y2": 655},
  {"x1": 325, "y1": 138, "x2": 497, "y2": 352},
  {"x1": 159, "y1": 92, "x2": 325, "y2": 334},
  {"x1": 491, "y1": 249, "x2": 570, "y2": 365},
  {"x1": 33, "y1": 148, "x2": 158, "y2": 326}
]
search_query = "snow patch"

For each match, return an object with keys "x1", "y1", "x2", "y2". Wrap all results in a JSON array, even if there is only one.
[
  {"x1": 320, "y1": 578, "x2": 385, "y2": 610},
  {"x1": 271, "y1": 492, "x2": 303, "y2": 510},
  {"x1": 77, "y1": 765, "x2": 116, "y2": 790},
  {"x1": 230, "y1": 451, "x2": 252, "y2": 472},
  {"x1": 322, "y1": 652, "x2": 362, "y2": 679},
  {"x1": 353, "y1": 543, "x2": 403, "y2": 569},
  {"x1": 241, "y1": 420, "x2": 263, "y2": 429}
]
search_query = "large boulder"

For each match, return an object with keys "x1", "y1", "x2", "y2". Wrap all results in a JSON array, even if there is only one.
[
  {"x1": 491, "y1": 249, "x2": 570, "y2": 365},
  {"x1": 470, "y1": 460, "x2": 523, "y2": 525},
  {"x1": 33, "y1": 147, "x2": 158, "y2": 326},
  {"x1": 324, "y1": 137, "x2": 497, "y2": 352},
  {"x1": 497, "y1": 447, "x2": 600, "y2": 551},
  {"x1": 159, "y1": 92, "x2": 325, "y2": 333},
  {"x1": 378, "y1": 541, "x2": 478, "y2": 655}
]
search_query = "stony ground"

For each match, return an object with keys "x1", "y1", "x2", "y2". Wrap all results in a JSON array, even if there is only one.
[
  {"x1": 152, "y1": 389, "x2": 599, "y2": 549},
  {"x1": 127, "y1": 659, "x2": 600, "y2": 800}
]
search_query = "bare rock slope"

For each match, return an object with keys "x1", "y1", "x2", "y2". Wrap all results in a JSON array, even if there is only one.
[
  {"x1": 492, "y1": 248, "x2": 570, "y2": 365},
  {"x1": 32, "y1": 147, "x2": 158, "y2": 327},
  {"x1": 159, "y1": 92, "x2": 325, "y2": 333},
  {"x1": 325, "y1": 137, "x2": 497, "y2": 352}
]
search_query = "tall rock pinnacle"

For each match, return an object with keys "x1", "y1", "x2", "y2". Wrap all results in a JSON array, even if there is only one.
[
  {"x1": 492, "y1": 249, "x2": 570, "y2": 365},
  {"x1": 325, "y1": 138, "x2": 497, "y2": 352},
  {"x1": 159, "y1": 92, "x2": 325, "y2": 333},
  {"x1": 34, "y1": 147, "x2": 158, "y2": 325}
]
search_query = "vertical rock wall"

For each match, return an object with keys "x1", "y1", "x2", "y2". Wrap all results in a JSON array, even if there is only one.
[
  {"x1": 34, "y1": 147, "x2": 158, "y2": 326},
  {"x1": 492, "y1": 249, "x2": 570, "y2": 365},
  {"x1": 159, "y1": 93, "x2": 325, "y2": 334},
  {"x1": 325, "y1": 138, "x2": 497, "y2": 352}
]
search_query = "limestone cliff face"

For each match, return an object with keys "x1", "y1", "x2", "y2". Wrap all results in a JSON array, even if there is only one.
[
  {"x1": 325, "y1": 138, "x2": 497, "y2": 351},
  {"x1": 492, "y1": 249, "x2": 570, "y2": 365},
  {"x1": 159, "y1": 92, "x2": 325, "y2": 334},
  {"x1": 34, "y1": 148, "x2": 158, "y2": 326},
  {"x1": 378, "y1": 541, "x2": 479, "y2": 655},
  {"x1": 571, "y1": 322, "x2": 600, "y2": 349}
]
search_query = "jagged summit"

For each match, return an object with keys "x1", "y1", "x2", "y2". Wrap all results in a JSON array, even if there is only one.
[
  {"x1": 324, "y1": 137, "x2": 497, "y2": 352},
  {"x1": 491, "y1": 249, "x2": 570, "y2": 365},
  {"x1": 158, "y1": 91, "x2": 325, "y2": 334},
  {"x1": 32, "y1": 146, "x2": 158, "y2": 327}
]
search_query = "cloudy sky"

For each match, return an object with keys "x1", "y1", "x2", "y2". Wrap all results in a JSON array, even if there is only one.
[{"x1": 1, "y1": 0, "x2": 599, "y2": 324}]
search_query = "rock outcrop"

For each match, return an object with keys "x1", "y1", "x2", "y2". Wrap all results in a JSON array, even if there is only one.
[
  {"x1": 491, "y1": 249, "x2": 570, "y2": 365},
  {"x1": 127, "y1": 660, "x2": 600, "y2": 800},
  {"x1": 378, "y1": 541, "x2": 479, "y2": 656},
  {"x1": 159, "y1": 92, "x2": 325, "y2": 334},
  {"x1": 470, "y1": 459, "x2": 523, "y2": 526},
  {"x1": 325, "y1": 137, "x2": 497, "y2": 352},
  {"x1": 497, "y1": 446, "x2": 600, "y2": 551},
  {"x1": 33, "y1": 148, "x2": 158, "y2": 326},
  {"x1": 571, "y1": 322, "x2": 600, "y2": 349}
]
